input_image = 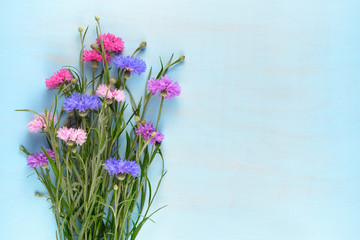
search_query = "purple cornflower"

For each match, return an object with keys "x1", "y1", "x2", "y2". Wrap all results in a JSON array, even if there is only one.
[
  {"x1": 147, "y1": 75, "x2": 181, "y2": 99},
  {"x1": 27, "y1": 149, "x2": 55, "y2": 168},
  {"x1": 135, "y1": 121, "x2": 164, "y2": 145},
  {"x1": 113, "y1": 56, "x2": 146, "y2": 75},
  {"x1": 63, "y1": 93, "x2": 101, "y2": 112},
  {"x1": 104, "y1": 158, "x2": 140, "y2": 177}
]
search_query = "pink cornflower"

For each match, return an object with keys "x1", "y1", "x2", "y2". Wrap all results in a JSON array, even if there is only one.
[
  {"x1": 83, "y1": 49, "x2": 103, "y2": 62},
  {"x1": 27, "y1": 113, "x2": 55, "y2": 133},
  {"x1": 96, "y1": 33, "x2": 124, "y2": 53},
  {"x1": 45, "y1": 69, "x2": 73, "y2": 90},
  {"x1": 83, "y1": 49, "x2": 111, "y2": 63},
  {"x1": 96, "y1": 84, "x2": 125, "y2": 102},
  {"x1": 71, "y1": 129, "x2": 87, "y2": 145},
  {"x1": 57, "y1": 127, "x2": 87, "y2": 146}
]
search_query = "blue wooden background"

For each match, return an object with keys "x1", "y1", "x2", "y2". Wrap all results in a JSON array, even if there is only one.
[{"x1": 1, "y1": 0, "x2": 360, "y2": 239}]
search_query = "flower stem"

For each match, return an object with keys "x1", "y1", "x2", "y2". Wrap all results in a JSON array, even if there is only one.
[
  {"x1": 92, "y1": 67, "x2": 95, "y2": 93},
  {"x1": 96, "y1": 20, "x2": 110, "y2": 84},
  {"x1": 155, "y1": 97, "x2": 164, "y2": 131}
]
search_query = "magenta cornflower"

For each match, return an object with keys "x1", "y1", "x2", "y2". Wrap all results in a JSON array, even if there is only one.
[
  {"x1": 27, "y1": 113, "x2": 55, "y2": 133},
  {"x1": 147, "y1": 75, "x2": 181, "y2": 99},
  {"x1": 27, "y1": 149, "x2": 55, "y2": 168},
  {"x1": 45, "y1": 69, "x2": 73, "y2": 90},
  {"x1": 96, "y1": 33, "x2": 124, "y2": 53},
  {"x1": 135, "y1": 121, "x2": 164, "y2": 145},
  {"x1": 83, "y1": 49, "x2": 103, "y2": 62},
  {"x1": 96, "y1": 84, "x2": 125, "y2": 102},
  {"x1": 83, "y1": 49, "x2": 111, "y2": 63},
  {"x1": 104, "y1": 158, "x2": 140, "y2": 177},
  {"x1": 57, "y1": 127, "x2": 87, "y2": 146}
]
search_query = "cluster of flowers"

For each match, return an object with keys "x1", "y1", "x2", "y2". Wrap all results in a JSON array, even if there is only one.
[
  {"x1": 83, "y1": 33, "x2": 124, "y2": 64},
  {"x1": 26, "y1": 32, "x2": 181, "y2": 180}
]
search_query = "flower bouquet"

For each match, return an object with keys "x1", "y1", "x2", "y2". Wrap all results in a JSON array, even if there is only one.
[{"x1": 18, "y1": 16, "x2": 184, "y2": 240}]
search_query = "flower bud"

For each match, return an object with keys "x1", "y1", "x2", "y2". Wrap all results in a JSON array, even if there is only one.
[
  {"x1": 134, "y1": 116, "x2": 140, "y2": 123},
  {"x1": 19, "y1": 146, "x2": 25, "y2": 153},
  {"x1": 95, "y1": 16, "x2": 100, "y2": 22},
  {"x1": 67, "y1": 141, "x2": 74, "y2": 147},
  {"x1": 71, "y1": 78, "x2": 78, "y2": 85},
  {"x1": 179, "y1": 55, "x2": 185, "y2": 61},
  {"x1": 140, "y1": 41, "x2": 147, "y2": 48},
  {"x1": 42, "y1": 164, "x2": 49, "y2": 169},
  {"x1": 79, "y1": 111, "x2": 88, "y2": 117},
  {"x1": 151, "y1": 132, "x2": 156, "y2": 137},
  {"x1": 110, "y1": 78, "x2": 117, "y2": 85},
  {"x1": 35, "y1": 193, "x2": 42, "y2": 197},
  {"x1": 160, "y1": 90, "x2": 167, "y2": 98},
  {"x1": 114, "y1": 184, "x2": 118, "y2": 191},
  {"x1": 105, "y1": 99, "x2": 114, "y2": 105},
  {"x1": 117, "y1": 173, "x2": 126, "y2": 180},
  {"x1": 91, "y1": 61, "x2": 99, "y2": 69},
  {"x1": 141, "y1": 120, "x2": 146, "y2": 125},
  {"x1": 124, "y1": 70, "x2": 131, "y2": 79},
  {"x1": 91, "y1": 44, "x2": 101, "y2": 51},
  {"x1": 71, "y1": 147, "x2": 77, "y2": 154},
  {"x1": 42, "y1": 127, "x2": 50, "y2": 134},
  {"x1": 78, "y1": 26, "x2": 83, "y2": 32}
]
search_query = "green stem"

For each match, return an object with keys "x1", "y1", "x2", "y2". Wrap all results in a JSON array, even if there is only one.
[
  {"x1": 155, "y1": 97, "x2": 164, "y2": 131},
  {"x1": 92, "y1": 67, "x2": 95, "y2": 93},
  {"x1": 96, "y1": 20, "x2": 110, "y2": 84},
  {"x1": 80, "y1": 31, "x2": 85, "y2": 82}
]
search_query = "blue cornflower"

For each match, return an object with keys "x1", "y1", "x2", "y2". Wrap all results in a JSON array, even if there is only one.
[
  {"x1": 104, "y1": 158, "x2": 140, "y2": 177},
  {"x1": 63, "y1": 93, "x2": 101, "y2": 112},
  {"x1": 113, "y1": 56, "x2": 146, "y2": 75}
]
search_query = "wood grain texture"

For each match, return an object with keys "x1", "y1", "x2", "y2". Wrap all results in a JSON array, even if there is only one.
[{"x1": 0, "y1": 0, "x2": 360, "y2": 239}]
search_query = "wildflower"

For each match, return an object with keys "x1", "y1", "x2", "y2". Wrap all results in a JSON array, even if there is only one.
[
  {"x1": 96, "y1": 33, "x2": 124, "y2": 53},
  {"x1": 45, "y1": 69, "x2": 73, "y2": 90},
  {"x1": 147, "y1": 75, "x2": 181, "y2": 99},
  {"x1": 113, "y1": 56, "x2": 146, "y2": 75},
  {"x1": 27, "y1": 149, "x2": 55, "y2": 168},
  {"x1": 63, "y1": 93, "x2": 101, "y2": 113},
  {"x1": 83, "y1": 49, "x2": 111, "y2": 63},
  {"x1": 27, "y1": 113, "x2": 55, "y2": 133},
  {"x1": 96, "y1": 84, "x2": 125, "y2": 102},
  {"x1": 83, "y1": 49, "x2": 103, "y2": 62},
  {"x1": 57, "y1": 127, "x2": 87, "y2": 146},
  {"x1": 135, "y1": 121, "x2": 164, "y2": 145},
  {"x1": 104, "y1": 158, "x2": 140, "y2": 177}
]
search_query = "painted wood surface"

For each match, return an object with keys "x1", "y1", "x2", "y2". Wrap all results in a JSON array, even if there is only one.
[{"x1": 1, "y1": 0, "x2": 360, "y2": 239}]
